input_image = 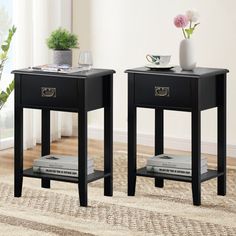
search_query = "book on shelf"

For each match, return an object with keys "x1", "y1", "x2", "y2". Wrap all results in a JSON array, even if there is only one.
[
  {"x1": 147, "y1": 154, "x2": 207, "y2": 169},
  {"x1": 33, "y1": 155, "x2": 94, "y2": 170},
  {"x1": 146, "y1": 165, "x2": 208, "y2": 177},
  {"x1": 33, "y1": 166, "x2": 94, "y2": 177}
]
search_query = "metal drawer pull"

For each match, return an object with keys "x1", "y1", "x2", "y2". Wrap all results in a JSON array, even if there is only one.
[
  {"x1": 41, "y1": 87, "x2": 56, "y2": 98},
  {"x1": 155, "y1": 86, "x2": 170, "y2": 97}
]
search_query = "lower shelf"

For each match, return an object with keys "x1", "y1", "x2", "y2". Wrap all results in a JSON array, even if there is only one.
[
  {"x1": 23, "y1": 168, "x2": 110, "y2": 183},
  {"x1": 136, "y1": 167, "x2": 224, "y2": 183}
]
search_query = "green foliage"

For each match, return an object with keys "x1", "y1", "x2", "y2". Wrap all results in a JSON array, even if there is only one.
[
  {"x1": 0, "y1": 25, "x2": 16, "y2": 110},
  {"x1": 185, "y1": 23, "x2": 200, "y2": 39},
  {"x1": 0, "y1": 80, "x2": 14, "y2": 110},
  {"x1": 47, "y1": 28, "x2": 78, "y2": 50},
  {"x1": 0, "y1": 25, "x2": 16, "y2": 63}
]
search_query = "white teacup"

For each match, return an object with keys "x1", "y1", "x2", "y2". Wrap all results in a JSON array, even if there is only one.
[{"x1": 146, "y1": 54, "x2": 171, "y2": 66}]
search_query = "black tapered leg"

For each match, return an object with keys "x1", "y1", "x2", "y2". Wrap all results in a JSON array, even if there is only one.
[
  {"x1": 104, "y1": 75, "x2": 113, "y2": 196},
  {"x1": 14, "y1": 75, "x2": 23, "y2": 197},
  {"x1": 191, "y1": 110, "x2": 201, "y2": 206},
  {"x1": 14, "y1": 106, "x2": 23, "y2": 197},
  {"x1": 155, "y1": 108, "x2": 164, "y2": 188},
  {"x1": 217, "y1": 75, "x2": 227, "y2": 196},
  {"x1": 78, "y1": 111, "x2": 88, "y2": 206},
  {"x1": 41, "y1": 109, "x2": 51, "y2": 189},
  {"x1": 128, "y1": 74, "x2": 137, "y2": 196}
]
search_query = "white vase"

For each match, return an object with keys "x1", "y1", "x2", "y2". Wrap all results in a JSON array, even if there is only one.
[{"x1": 179, "y1": 39, "x2": 196, "y2": 71}]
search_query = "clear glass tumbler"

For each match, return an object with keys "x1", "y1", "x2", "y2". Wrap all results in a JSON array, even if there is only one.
[{"x1": 78, "y1": 50, "x2": 93, "y2": 70}]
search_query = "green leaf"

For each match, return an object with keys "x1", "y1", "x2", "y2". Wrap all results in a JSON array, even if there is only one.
[
  {"x1": 185, "y1": 28, "x2": 195, "y2": 38},
  {"x1": 9, "y1": 80, "x2": 14, "y2": 90},
  {"x1": 193, "y1": 23, "x2": 200, "y2": 29},
  {"x1": 0, "y1": 25, "x2": 17, "y2": 54},
  {"x1": 1, "y1": 44, "x2": 9, "y2": 52},
  {"x1": 0, "y1": 91, "x2": 8, "y2": 102},
  {"x1": 6, "y1": 87, "x2": 10, "y2": 95},
  {"x1": 0, "y1": 80, "x2": 14, "y2": 109}
]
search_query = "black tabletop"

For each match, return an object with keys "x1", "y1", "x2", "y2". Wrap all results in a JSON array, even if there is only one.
[
  {"x1": 125, "y1": 66, "x2": 229, "y2": 78},
  {"x1": 12, "y1": 68, "x2": 115, "y2": 79}
]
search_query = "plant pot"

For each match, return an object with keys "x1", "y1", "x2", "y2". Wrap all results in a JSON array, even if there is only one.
[
  {"x1": 53, "y1": 50, "x2": 72, "y2": 66},
  {"x1": 179, "y1": 39, "x2": 196, "y2": 71}
]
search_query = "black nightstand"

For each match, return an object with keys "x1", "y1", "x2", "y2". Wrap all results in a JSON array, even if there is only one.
[
  {"x1": 126, "y1": 66, "x2": 229, "y2": 206},
  {"x1": 13, "y1": 68, "x2": 115, "y2": 207}
]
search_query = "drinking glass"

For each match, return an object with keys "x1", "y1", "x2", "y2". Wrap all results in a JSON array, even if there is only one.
[{"x1": 78, "y1": 50, "x2": 93, "y2": 70}]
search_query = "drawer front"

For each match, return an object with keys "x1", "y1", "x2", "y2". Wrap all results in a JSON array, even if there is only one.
[
  {"x1": 134, "y1": 74, "x2": 191, "y2": 108},
  {"x1": 21, "y1": 75, "x2": 78, "y2": 109}
]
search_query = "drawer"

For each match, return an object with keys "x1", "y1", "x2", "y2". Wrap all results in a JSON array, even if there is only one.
[
  {"x1": 21, "y1": 75, "x2": 78, "y2": 109},
  {"x1": 134, "y1": 74, "x2": 191, "y2": 108}
]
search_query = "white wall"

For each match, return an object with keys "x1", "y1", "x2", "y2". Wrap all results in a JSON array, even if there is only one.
[{"x1": 73, "y1": 0, "x2": 236, "y2": 156}]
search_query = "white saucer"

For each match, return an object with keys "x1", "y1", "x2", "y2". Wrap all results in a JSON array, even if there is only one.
[{"x1": 145, "y1": 64, "x2": 175, "y2": 70}]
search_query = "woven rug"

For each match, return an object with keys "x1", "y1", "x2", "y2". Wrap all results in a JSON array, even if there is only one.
[{"x1": 0, "y1": 152, "x2": 236, "y2": 236}]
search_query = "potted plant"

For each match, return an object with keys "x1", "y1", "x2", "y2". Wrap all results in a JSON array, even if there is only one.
[
  {"x1": 0, "y1": 26, "x2": 16, "y2": 110},
  {"x1": 47, "y1": 28, "x2": 78, "y2": 66}
]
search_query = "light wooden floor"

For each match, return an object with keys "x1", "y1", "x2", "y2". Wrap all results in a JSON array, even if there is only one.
[{"x1": 0, "y1": 137, "x2": 235, "y2": 176}]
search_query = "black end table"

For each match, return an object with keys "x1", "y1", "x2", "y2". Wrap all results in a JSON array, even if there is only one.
[
  {"x1": 13, "y1": 68, "x2": 115, "y2": 207},
  {"x1": 126, "y1": 66, "x2": 229, "y2": 206}
]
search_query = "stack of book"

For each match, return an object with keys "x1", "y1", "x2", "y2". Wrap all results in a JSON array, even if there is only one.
[
  {"x1": 33, "y1": 155, "x2": 94, "y2": 177},
  {"x1": 146, "y1": 154, "x2": 208, "y2": 176}
]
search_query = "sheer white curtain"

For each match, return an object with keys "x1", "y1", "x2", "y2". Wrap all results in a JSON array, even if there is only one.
[{"x1": 13, "y1": 0, "x2": 74, "y2": 149}]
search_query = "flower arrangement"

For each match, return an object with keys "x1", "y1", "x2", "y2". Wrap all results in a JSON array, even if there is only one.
[{"x1": 174, "y1": 10, "x2": 200, "y2": 39}]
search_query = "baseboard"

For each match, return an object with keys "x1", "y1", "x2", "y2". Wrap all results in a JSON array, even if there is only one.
[
  {"x1": 88, "y1": 126, "x2": 236, "y2": 158},
  {"x1": 0, "y1": 137, "x2": 14, "y2": 151}
]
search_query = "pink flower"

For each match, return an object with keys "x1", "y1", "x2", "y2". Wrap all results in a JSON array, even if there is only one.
[{"x1": 174, "y1": 14, "x2": 189, "y2": 28}]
